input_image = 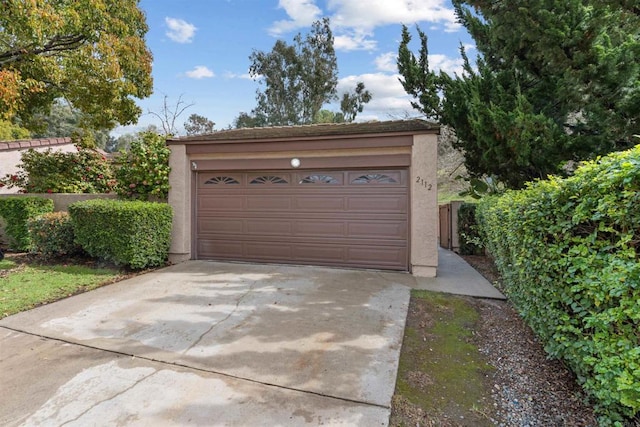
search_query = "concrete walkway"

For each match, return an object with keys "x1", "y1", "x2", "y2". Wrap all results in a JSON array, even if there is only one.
[
  {"x1": 412, "y1": 248, "x2": 506, "y2": 300},
  {"x1": 0, "y1": 250, "x2": 504, "y2": 426}
]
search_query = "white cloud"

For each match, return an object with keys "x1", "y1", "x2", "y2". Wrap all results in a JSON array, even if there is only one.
[
  {"x1": 374, "y1": 52, "x2": 397, "y2": 73},
  {"x1": 269, "y1": 0, "x2": 322, "y2": 36},
  {"x1": 429, "y1": 54, "x2": 464, "y2": 76},
  {"x1": 269, "y1": 0, "x2": 461, "y2": 51},
  {"x1": 185, "y1": 66, "x2": 214, "y2": 79},
  {"x1": 165, "y1": 17, "x2": 197, "y2": 43},
  {"x1": 327, "y1": 0, "x2": 461, "y2": 34},
  {"x1": 224, "y1": 71, "x2": 253, "y2": 80},
  {"x1": 336, "y1": 73, "x2": 417, "y2": 120},
  {"x1": 333, "y1": 30, "x2": 377, "y2": 51}
]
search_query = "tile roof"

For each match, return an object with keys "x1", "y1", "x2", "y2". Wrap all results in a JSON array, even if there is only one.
[
  {"x1": 0, "y1": 137, "x2": 74, "y2": 152},
  {"x1": 168, "y1": 119, "x2": 439, "y2": 144}
]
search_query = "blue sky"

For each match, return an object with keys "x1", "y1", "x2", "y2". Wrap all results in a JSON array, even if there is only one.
[{"x1": 120, "y1": 0, "x2": 475, "y2": 135}]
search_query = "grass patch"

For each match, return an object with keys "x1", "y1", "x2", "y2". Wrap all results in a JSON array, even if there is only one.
[
  {"x1": 437, "y1": 190, "x2": 476, "y2": 204},
  {"x1": 0, "y1": 259, "x2": 17, "y2": 270},
  {"x1": 0, "y1": 259, "x2": 122, "y2": 318},
  {"x1": 391, "y1": 290, "x2": 496, "y2": 426}
]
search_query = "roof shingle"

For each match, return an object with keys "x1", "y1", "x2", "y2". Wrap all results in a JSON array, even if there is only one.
[{"x1": 168, "y1": 119, "x2": 438, "y2": 144}]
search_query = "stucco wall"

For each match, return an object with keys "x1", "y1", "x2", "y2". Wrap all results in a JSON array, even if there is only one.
[
  {"x1": 410, "y1": 133, "x2": 439, "y2": 277},
  {"x1": 167, "y1": 144, "x2": 192, "y2": 263},
  {"x1": 0, "y1": 142, "x2": 77, "y2": 194}
]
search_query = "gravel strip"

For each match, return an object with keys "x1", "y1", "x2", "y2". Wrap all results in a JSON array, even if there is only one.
[
  {"x1": 462, "y1": 254, "x2": 599, "y2": 426},
  {"x1": 474, "y1": 298, "x2": 598, "y2": 426}
]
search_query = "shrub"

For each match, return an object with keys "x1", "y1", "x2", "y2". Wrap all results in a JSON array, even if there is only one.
[
  {"x1": 69, "y1": 199, "x2": 172, "y2": 269},
  {"x1": 457, "y1": 203, "x2": 483, "y2": 255},
  {"x1": 476, "y1": 145, "x2": 640, "y2": 424},
  {"x1": 0, "y1": 197, "x2": 54, "y2": 251},
  {"x1": 28, "y1": 212, "x2": 82, "y2": 258},
  {"x1": 0, "y1": 145, "x2": 117, "y2": 193},
  {"x1": 115, "y1": 132, "x2": 171, "y2": 200}
]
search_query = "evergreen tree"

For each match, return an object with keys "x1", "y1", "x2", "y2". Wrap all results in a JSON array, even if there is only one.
[
  {"x1": 184, "y1": 114, "x2": 215, "y2": 136},
  {"x1": 247, "y1": 18, "x2": 371, "y2": 127},
  {"x1": 398, "y1": 1, "x2": 640, "y2": 188}
]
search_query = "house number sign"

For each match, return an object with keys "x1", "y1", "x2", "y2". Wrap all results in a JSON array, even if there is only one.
[{"x1": 415, "y1": 176, "x2": 433, "y2": 190}]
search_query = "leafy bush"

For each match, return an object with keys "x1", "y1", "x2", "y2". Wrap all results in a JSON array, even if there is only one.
[
  {"x1": 115, "y1": 132, "x2": 170, "y2": 200},
  {"x1": 0, "y1": 145, "x2": 117, "y2": 193},
  {"x1": 476, "y1": 145, "x2": 640, "y2": 424},
  {"x1": 28, "y1": 212, "x2": 82, "y2": 258},
  {"x1": 457, "y1": 203, "x2": 483, "y2": 255},
  {"x1": 0, "y1": 197, "x2": 54, "y2": 250},
  {"x1": 69, "y1": 199, "x2": 172, "y2": 269}
]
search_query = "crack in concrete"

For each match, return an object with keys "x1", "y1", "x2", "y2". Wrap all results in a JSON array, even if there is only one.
[
  {"x1": 182, "y1": 274, "x2": 264, "y2": 354},
  {"x1": 59, "y1": 370, "x2": 158, "y2": 426},
  {"x1": 0, "y1": 325, "x2": 388, "y2": 410}
]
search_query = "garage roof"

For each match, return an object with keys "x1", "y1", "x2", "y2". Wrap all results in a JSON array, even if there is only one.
[{"x1": 168, "y1": 119, "x2": 439, "y2": 144}]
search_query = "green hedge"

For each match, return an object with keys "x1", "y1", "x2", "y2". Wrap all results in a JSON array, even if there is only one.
[
  {"x1": 0, "y1": 197, "x2": 54, "y2": 251},
  {"x1": 69, "y1": 199, "x2": 173, "y2": 269},
  {"x1": 28, "y1": 212, "x2": 82, "y2": 258},
  {"x1": 476, "y1": 145, "x2": 640, "y2": 425}
]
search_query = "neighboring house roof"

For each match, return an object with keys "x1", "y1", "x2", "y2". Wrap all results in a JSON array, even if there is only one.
[
  {"x1": 168, "y1": 119, "x2": 439, "y2": 144},
  {"x1": 0, "y1": 137, "x2": 74, "y2": 151}
]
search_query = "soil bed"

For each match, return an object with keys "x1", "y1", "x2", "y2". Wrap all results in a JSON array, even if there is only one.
[{"x1": 390, "y1": 254, "x2": 599, "y2": 426}]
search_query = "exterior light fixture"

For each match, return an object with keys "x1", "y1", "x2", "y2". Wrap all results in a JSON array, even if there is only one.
[{"x1": 290, "y1": 158, "x2": 301, "y2": 168}]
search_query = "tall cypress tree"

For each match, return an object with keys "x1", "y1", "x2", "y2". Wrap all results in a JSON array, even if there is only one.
[{"x1": 399, "y1": 1, "x2": 640, "y2": 188}]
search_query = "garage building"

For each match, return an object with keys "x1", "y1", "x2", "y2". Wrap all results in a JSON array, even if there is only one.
[{"x1": 167, "y1": 120, "x2": 439, "y2": 277}]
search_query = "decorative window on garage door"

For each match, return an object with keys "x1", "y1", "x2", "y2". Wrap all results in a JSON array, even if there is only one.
[
  {"x1": 298, "y1": 174, "x2": 341, "y2": 184},
  {"x1": 350, "y1": 173, "x2": 399, "y2": 184},
  {"x1": 204, "y1": 176, "x2": 240, "y2": 185},
  {"x1": 249, "y1": 175, "x2": 289, "y2": 184}
]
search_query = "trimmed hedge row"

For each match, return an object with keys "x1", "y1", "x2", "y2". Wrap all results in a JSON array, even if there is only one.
[
  {"x1": 0, "y1": 197, "x2": 54, "y2": 251},
  {"x1": 476, "y1": 145, "x2": 640, "y2": 424},
  {"x1": 69, "y1": 199, "x2": 172, "y2": 269}
]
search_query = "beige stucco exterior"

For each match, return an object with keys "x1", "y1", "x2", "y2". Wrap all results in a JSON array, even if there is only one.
[
  {"x1": 0, "y1": 138, "x2": 78, "y2": 194},
  {"x1": 168, "y1": 144, "x2": 192, "y2": 263},
  {"x1": 167, "y1": 120, "x2": 439, "y2": 277},
  {"x1": 409, "y1": 133, "x2": 439, "y2": 277}
]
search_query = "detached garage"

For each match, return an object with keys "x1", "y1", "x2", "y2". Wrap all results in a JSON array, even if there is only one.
[{"x1": 167, "y1": 120, "x2": 439, "y2": 277}]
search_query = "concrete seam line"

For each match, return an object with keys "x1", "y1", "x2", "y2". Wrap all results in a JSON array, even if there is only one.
[{"x1": 0, "y1": 325, "x2": 390, "y2": 410}]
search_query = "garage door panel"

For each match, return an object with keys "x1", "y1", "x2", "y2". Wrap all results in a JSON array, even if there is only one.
[
  {"x1": 198, "y1": 218, "x2": 244, "y2": 234},
  {"x1": 246, "y1": 219, "x2": 293, "y2": 235},
  {"x1": 293, "y1": 220, "x2": 347, "y2": 237},
  {"x1": 293, "y1": 245, "x2": 347, "y2": 262},
  {"x1": 198, "y1": 240, "x2": 243, "y2": 258},
  {"x1": 198, "y1": 195, "x2": 245, "y2": 210},
  {"x1": 245, "y1": 242, "x2": 292, "y2": 259},
  {"x1": 198, "y1": 235, "x2": 406, "y2": 247},
  {"x1": 293, "y1": 196, "x2": 346, "y2": 211},
  {"x1": 347, "y1": 246, "x2": 408, "y2": 265},
  {"x1": 246, "y1": 196, "x2": 292, "y2": 210},
  {"x1": 348, "y1": 221, "x2": 408, "y2": 239},
  {"x1": 347, "y1": 196, "x2": 408, "y2": 212}
]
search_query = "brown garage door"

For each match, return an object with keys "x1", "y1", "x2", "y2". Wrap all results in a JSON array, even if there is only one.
[{"x1": 195, "y1": 169, "x2": 409, "y2": 270}]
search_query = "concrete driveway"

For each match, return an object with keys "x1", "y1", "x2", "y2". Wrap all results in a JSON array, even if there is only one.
[{"x1": 0, "y1": 261, "x2": 414, "y2": 426}]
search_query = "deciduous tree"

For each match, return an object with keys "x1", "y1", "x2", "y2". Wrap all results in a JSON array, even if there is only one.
[{"x1": 0, "y1": 0, "x2": 153, "y2": 130}]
